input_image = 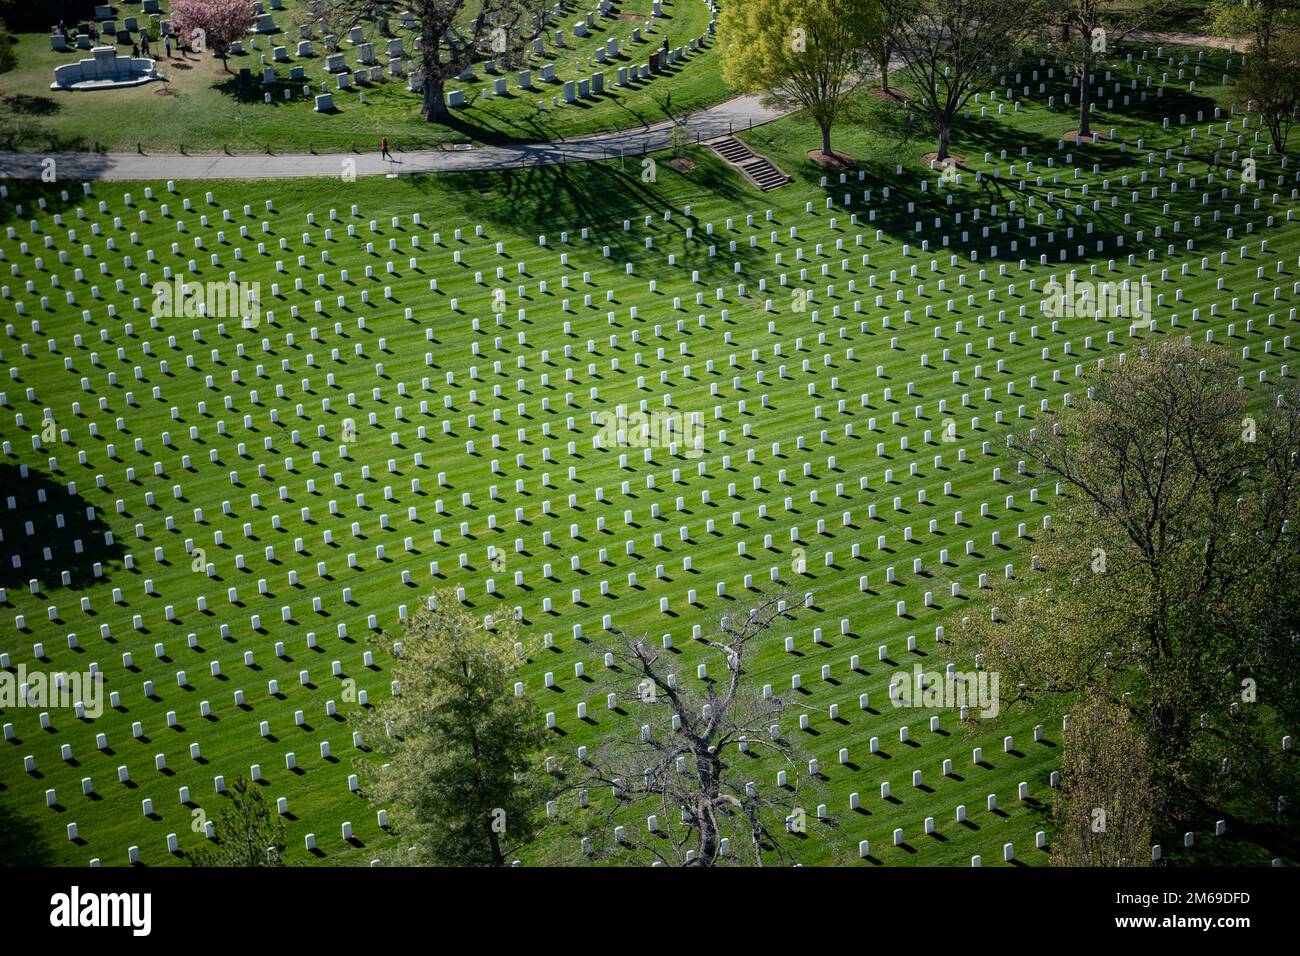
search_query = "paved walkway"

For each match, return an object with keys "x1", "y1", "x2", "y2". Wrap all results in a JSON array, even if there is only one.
[
  {"x1": 1128, "y1": 30, "x2": 1240, "y2": 51},
  {"x1": 0, "y1": 92, "x2": 791, "y2": 182}
]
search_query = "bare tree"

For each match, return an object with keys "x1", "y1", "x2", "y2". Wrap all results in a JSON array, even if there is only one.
[
  {"x1": 881, "y1": 0, "x2": 1042, "y2": 161},
  {"x1": 556, "y1": 589, "x2": 840, "y2": 866},
  {"x1": 1043, "y1": 0, "x2": 1173, "y2": 142},
  {"x1": 1234, "y1": 27, "x2": 1300, "y2": 155},
  {"x1": 865, "y1": 2, "x2": 905, "y2": 95},
  {"x1": 310, "y1": 0, "x2": 547, "y2": 124}
]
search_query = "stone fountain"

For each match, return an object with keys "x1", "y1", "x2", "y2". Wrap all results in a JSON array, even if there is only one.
[{"x1": 51, "y1": 46, "x2": 161, "y2": 91}]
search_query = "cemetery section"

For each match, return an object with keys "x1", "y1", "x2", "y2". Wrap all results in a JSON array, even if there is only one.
[
  {"x1": 0, "y1": 38, "x2": 1296, "y2": 867},
  {"x1": 7, "y1": 0, "x2": 731, "y2": 154}
]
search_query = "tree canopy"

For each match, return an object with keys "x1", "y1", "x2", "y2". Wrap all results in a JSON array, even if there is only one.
[
  {"x1": 955, "y1": 341, "x2": 1300, "y2": 818},
  {"x1": 720, "y1": 0, "x2": 882, "y2": 157},
  {"x1": 360, "y1": 591, "x2": 548, "y2": 866},
  {"x1": 189, "y1": 775, "x2": 286, "y2": 867}
]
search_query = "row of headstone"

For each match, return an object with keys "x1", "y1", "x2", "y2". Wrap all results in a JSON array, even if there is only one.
[
  {"x1": 0, "y1": 332, "x2": 1284, "y2": 712},
  {"x1": 5, "y1": 147, "x2": 1289, "y2": 554}
]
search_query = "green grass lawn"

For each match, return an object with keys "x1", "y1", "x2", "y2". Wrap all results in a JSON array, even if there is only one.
[
  {"x1": 0, "y1": 0, "x2": 733, "y2": 154},
  {"x1": 1139, "y1": 0, "x2": 1216, "y2": 36},
  {"x1": 0, "y1": 38, "x2": 1296, "y2": 867}
]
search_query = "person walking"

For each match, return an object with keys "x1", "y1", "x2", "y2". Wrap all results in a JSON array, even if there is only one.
[{"x1": 380, "y1": 137, "x2": 393, "y2": 161}]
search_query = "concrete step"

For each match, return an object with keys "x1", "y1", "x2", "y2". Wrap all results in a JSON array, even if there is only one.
[{"x1": 706, "y1": 136, "x2": 791, "y2": 192}]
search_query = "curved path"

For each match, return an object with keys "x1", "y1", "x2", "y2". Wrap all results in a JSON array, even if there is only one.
[
  {"x1": 1128, "y1": 29, "x2": 1240, "y2": 51},
  {"x1": 0, "y1": 30, "x2": 1237, "y2": 183},
  {"x1": 0, "y1": 92, "x2": 791, "y2": 182}
]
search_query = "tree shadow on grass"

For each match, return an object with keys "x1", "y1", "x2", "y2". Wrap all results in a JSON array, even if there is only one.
[
  {"x1": 0, "y1": 115, "x2": 96, "y2": 158},
  {"x1": 403, "y1": 145, "x2": 765, "y2": 285},
  {"x1": 0, "y1": 463, "x2": 125, "y2": 591},
  {"x1": 1161, "y1": 796, "x2": 1300, "y2": 866},
  {"x1": 1, "y1": 94, "x2": 62, "y2": 117},
  {"x1": 0, "y1": 800, "x2": 56, "y2": 866},
  {"x1": 212, "y1": 74, "x2": 282, "y2": 106}
]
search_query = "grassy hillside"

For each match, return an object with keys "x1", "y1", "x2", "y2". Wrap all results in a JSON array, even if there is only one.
[
  {"x1": 1, "y1": 0, "x2": 733, "y2": 153},
  {"x1": 0, "y1": 37, "x2": 1295, "y2": 867}
]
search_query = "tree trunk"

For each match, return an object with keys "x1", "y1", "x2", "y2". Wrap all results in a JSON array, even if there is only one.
[
  {"x1": 1077, "y1": 65, "x2": 1092, "y2": 139},
  {"x1": 1148, "y1": 700, "x2": 1188, "y2": 815},
  {"x1": 693, "y1": 755, "x2": 722, "y2": 865},
  {"x1": 1264, "y1": 114, "x2": 1284, "y2": 154},
  {"x1": 422, "y1": 74, "x2": 451, "y2": 123},
  {"x1": 820, "y1": 122, "x2": 833, "y2": 158},
  {"x1": 486, "y1": 825, "x2": 504, "y2": 866},
  {"x1": 936, "y1": 118, "x2": 951, "y2": 162},
  {"x1": 880, "y1": 40, "x2": 891, "y2": 92},
  {"x1": 694, "y1": 798, "x2": 719, "y2": 866}
]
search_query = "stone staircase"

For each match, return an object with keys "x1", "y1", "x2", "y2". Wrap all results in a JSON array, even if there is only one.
[{"x1": 706, "y1": 136, "x2": 791, "y2": 192}]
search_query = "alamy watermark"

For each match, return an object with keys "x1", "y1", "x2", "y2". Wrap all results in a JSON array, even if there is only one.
[
  {"x1": 1041, "y1": 276, "x2": 1152, "y2": 326},
  {"x1": 595, "y1": 409, "x2": 705, "y2": 458},
  {"x1": 0, "y1": 665, "x2": 103, "y2": 718},
  {"x1": 151, "y1": 276, "x2": 263, "y2": 328},
  {"x1": 890, "y1": 663, "x2": 1000, "y2": 718},
  {"x1": 49, "y1": 886, "x2": 151, "y2": 936}
]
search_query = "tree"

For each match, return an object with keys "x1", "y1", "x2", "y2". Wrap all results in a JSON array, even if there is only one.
[
  {"x1": 1044, "y1": 0, "x2": 1173, "y2": 142},
  {"x1": 314, "y1": 0, "x2": 547, "y2": 125},
  {"x1": 720, "y1": 0, "x2": 882, "y2": 158},
  {"x1": 881, "y1": 0, "x2": 1040, "y2": 161},
  {"x1": 1234, "y1": 27, "x2": 1300, "y2": 154},
  {"x1": 558, "y1": 589, "x2": 835, "y2": 866},
  {"x1": 1052, "y1": 690, "x2": 1154, "y2": 866},
  {"x1": 358, "y1": 591, "x2": 548, "y2": 866},
  {"x1": 0, "y1": 19, "x2": 15, "y2": 75},
  {"x1": 190, "y1": 775, "x2": 286, "y2": 866},
  {"x1": 865, "y1": 3, "x2": 904, "y2": 95},
  {"x1": 954, "y1": 340, "x2": 1300, "y2": 817},
  {"x1": 670, "y1": 119, "x2": 691, "y2": 159},
  {"x1": 1208, "y1": 0, "x2": 1300, "y2": 50},
  {"x1": 169, "y1": 0, "x2": 257, "y2": 72}
]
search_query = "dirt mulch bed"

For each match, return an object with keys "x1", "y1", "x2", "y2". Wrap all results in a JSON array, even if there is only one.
[
  {"x1": 1063, "y1": 129, "x2": 1109, "y2": 143},
  {"x1": 866, "y1": 86, "x2": 909, "y2": 104},
  {"x1": 616, "y1": 12, "x2": 647, "y2": 21},
  {"x1": 806, "y1": 149, "x2": 859, "y2": 171},
  {"x1": 922, "y1": 152, "x2": 967, "y2": 168},
  {"x1": 668, "y1": 157, "x2": 695, "y2": 173}
]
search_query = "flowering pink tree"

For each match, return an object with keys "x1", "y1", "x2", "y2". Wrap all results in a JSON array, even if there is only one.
[{"x1": 169, "y1": 0, "x2": 257, "y2": 72}]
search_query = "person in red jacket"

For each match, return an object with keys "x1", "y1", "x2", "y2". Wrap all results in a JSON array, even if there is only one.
[{"x1": 380, "y1": 137, "x2": 392, "y2": 161}]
